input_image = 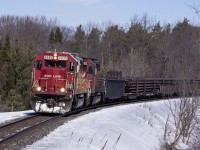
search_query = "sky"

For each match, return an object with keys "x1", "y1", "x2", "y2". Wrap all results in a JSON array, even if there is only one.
[{"x1": 0, "y1": 0, "x2": 200, "y2": 26}]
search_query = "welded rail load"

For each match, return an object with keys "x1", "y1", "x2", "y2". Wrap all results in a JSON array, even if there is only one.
[{"x1": 125, "y1": 78, "x2": 200, "y2": 98}]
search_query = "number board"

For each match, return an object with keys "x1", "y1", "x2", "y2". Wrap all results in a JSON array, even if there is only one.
[
  {"x1": 44, "y1": 55, "x2": 53, "y2": 60},
  {"x1": 44, "y1": 55, "x2": 68, "y2": 61},
  {"x1": 58, "y1": 56, "x2": 68, "y2": 60}
]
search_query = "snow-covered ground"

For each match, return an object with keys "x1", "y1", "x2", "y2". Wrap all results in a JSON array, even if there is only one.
[
  {"x1": 0, "y1": 110, "x2": 34, "y2": 124},
  {"x1": 0, "y1": 99, "x2": 178, "y2": 150}
]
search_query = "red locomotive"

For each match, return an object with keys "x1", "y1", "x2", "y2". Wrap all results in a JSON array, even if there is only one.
[{"x1": 31, "y1": 51, "x2": 105, "y2": 114}]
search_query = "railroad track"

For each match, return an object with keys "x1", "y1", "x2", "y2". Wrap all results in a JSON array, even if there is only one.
[
  {"x1": 0, "y1": 114, "x2": 61, "y2": 149},
  {"x1": 0, "y1": 96, "x2": 171, "y2": 150},
  {"x1": 0, "y1": 115, "x2": 39, "y2": 140},
  {"x1": 0, "y1": 106, "x2": 98, "y2": 150}
]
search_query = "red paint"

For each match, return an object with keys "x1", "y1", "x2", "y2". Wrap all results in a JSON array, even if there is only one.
[{"x1": 32, "y1": 51, "x2": 101, "y2": 97}]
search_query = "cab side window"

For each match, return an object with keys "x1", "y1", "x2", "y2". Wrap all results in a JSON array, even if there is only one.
[
  {"x1": 83, "y1": 62, "x2": 87, "y2": 71},
  {"x1": 88, "y1": 66, "x2": 94, "y2": 75},
  {"x1": 36, "y1": 60, "x2": 42, "y2": 70},
  {"x1": 69, "y1": 62, "x2": 74, "y2": 71},
  {"x1": 79, "y1": 60, "x2": 83, "y2": 71},
  {"x1": 83, "y1": 65, "x2": 87, "y2": 71}
]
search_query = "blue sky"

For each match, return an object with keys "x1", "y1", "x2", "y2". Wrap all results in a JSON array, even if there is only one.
[{"x1": 0, "y1": 0, "x2": 200, "y2": 26}]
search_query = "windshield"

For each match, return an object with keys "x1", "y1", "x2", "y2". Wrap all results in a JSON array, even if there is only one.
[{"x1": 45, "y1": 60, "x2": 66, "y2": 68}]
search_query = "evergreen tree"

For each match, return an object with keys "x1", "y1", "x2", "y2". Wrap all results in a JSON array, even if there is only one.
[
  {"x1": 127, "y1": 23, "x2": 149, "y2": 51},
  {"x1": 102, "y1": 25, "x2": 126, "y2": 70},
  {"x1": 3, "y1": 34, "x2": 14, "y2": 93},
  {"x1": 0, "y1": 40, "x2": 2, "y2": 56},
  {"x1": 48, "y1": 30, "x2": 55, "y2": 50},
  {"x1": 74, "y1": 25, "x2": 86, "y2": 54},
  {"x1": 148, "y1": 22, "x2": 167, "y2": 77},
  {"x1": 88, "y1": 27, "x2": 101, "y2": 48},
  {"x1": 13, "y1": 39, "x2": 34, "y2": 109},
  {"x1": 87, "y1": 27, "x2": 101, "y2": 58},
  {"x1": 0, "y1": 39, "x2": 3, "y2": 67},
  {"x1": 48, "y1": 27, "x2": 63, "y2": 51},
  {"x1": 55, "y1": 27, "x2": 63, "y2": 44},
  {"x1": 2, "y1": 34, "x2": 11, "y2": 62},
  {"x1": 4, "y1": 34, "x2": 11, "y2": 51},
  {"x1": 7, "y1": 89, "x2": 23, "y2": 111},
  {"x1": 17, "y1": 43, "x2": 34, "y2": 108},
  {"x1": 2, "y1": 37, "x2": 34, "y2": 111}
]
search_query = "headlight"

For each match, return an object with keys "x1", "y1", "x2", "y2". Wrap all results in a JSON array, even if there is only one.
[
  {"x1": 60, "y1": 88, "x2": 65, "y2": 93},
  {"x1": 37, "y1": 87, "x2": 41, "y2": 91}
]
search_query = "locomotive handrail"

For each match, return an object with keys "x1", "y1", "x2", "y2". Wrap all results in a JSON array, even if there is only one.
[
  {"x1": 56, "y1": 79, "x2": 66, "y2": 81},
  {"x1": 39, "y1": 78, "x2": 48, "y2": 80}
]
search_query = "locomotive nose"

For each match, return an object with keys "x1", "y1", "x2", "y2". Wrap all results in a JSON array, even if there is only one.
[{"x1": 37, "y1": 69, "x2": 66, "y2": 94}]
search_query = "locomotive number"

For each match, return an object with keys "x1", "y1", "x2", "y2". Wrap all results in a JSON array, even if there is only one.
[
  {"x1": 58, "y1": 56, "x2": 68, "y2": 60},
  {"x1": 44, "y1": 55, "x2": 53, "y2": 60}
]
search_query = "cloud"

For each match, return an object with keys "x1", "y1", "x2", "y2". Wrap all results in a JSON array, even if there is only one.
[{"x1": 59, "y1": 0, "x2": 101, "y2": 6}]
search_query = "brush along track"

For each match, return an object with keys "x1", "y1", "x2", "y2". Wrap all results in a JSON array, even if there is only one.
[{"x1": 0, "y1": 96, "x2": 171, "y2": 150}]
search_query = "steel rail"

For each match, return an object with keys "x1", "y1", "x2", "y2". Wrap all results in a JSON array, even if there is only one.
[
  {"x1": 0, "y1": 115, "x2": 57, "y2": 146},
  {"x1": 0, "y1": 114, "x2": 38, "y2": 129}
]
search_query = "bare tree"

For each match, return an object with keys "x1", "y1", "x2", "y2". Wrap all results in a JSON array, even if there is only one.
[
  {"x1": 186, "y1": 3, "x2": 200, "y2": 16},
  {"x1": 160, "y1": 88, "x2": 199, "y2": 149}
]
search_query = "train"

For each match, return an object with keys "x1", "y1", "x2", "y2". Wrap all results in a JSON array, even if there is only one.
[
  {"x1": 31, "y1": 51, "x2": 124, "y2": 114},
  {"x1": 31, "y1": 51, "x2": 200, "y2": 114}
]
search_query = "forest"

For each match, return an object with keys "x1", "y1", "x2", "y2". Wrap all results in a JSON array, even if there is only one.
[{"x1": 0, "y1": 15, "x2": 200, "y2": 111}]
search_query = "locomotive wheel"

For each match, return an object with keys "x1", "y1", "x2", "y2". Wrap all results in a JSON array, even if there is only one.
[
  {"x1": 31, "y1": 100, "x2": 37, "y2": 112},
  {"x1": 72, "y1": 94, "x2": 85, "y2": 109},
  {"x1": 62, "y1": 98, "x2": 73, "y2": 112},
  {"x1": 91, "y1": 93, "x2": 101, "y2": 105},
  {"x1": 101, "y1": 92, "x2": 105, "y2": 104},
  {"x1": 84, "y1": 93, "x2": 91, "y2": 107}
]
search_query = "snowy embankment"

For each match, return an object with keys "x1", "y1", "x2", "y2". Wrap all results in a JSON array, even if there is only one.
[
  {"x1": 0, "y1": 110, "x2": 34, "y2": 124},
  {"x1": 0, "y1": 99, "x2": 176, "y2": 150}
]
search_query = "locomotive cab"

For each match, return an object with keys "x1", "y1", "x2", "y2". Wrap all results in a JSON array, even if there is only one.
[{"x1": 83, "y1": 58, "x2": 104, "y2": 105}]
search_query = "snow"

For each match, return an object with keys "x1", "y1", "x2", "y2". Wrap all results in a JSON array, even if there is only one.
[
  {"x1": 0, "y1": 99, "x2": 182, "y2": 150},
  {"x1": 35, "y1": 102, "x2": 67, "y2": 114},
  {"x1": 0, "y1": 110, "x2": 35, "y2": 124}
]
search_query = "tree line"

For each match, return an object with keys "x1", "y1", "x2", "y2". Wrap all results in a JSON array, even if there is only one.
[{"x1": 0, "y1": 15, "x2": 200, "y2": 111}]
